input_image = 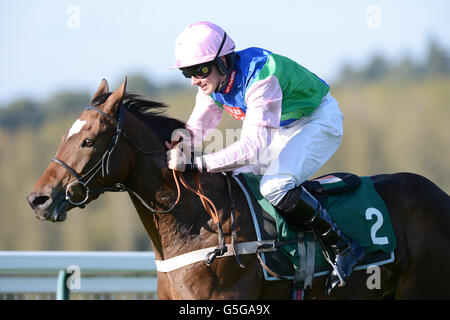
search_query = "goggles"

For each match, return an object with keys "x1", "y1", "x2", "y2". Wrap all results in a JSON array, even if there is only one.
[{"x1": 180, "y1": 62, "x2": 214, "y2": 79}]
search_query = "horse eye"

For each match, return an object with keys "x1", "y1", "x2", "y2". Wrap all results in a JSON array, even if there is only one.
[{"x1": 82, "y1": 139, "x2": 94, "y2": 148}]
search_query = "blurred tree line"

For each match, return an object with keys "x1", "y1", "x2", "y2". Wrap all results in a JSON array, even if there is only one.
[
  {"x1": 0, "y1": 39, "x2": 449, "y2": 251},
  {"x1": 338, "y1": 38, "x2": 450, "y2": 84}
]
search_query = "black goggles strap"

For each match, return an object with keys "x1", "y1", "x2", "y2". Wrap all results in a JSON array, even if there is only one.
[{"x1": 213, "y1": 32, "x2": 227, "y2": 62}]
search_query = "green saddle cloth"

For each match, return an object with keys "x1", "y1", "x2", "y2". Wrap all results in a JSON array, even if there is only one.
[{"x1": 241, "y1": 173, "x2": 397, "y2": 270}]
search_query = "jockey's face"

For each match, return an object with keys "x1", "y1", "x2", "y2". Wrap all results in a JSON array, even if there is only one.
[{"x1": 190, "y1": 63, "x2": 225, "y2": 95}]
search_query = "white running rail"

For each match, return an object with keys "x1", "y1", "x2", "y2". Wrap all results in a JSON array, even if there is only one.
[{"x1": 0, "y1": 251, "x2": 157, "y2": 300}]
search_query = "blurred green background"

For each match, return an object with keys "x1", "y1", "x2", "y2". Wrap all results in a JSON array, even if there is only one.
[{"x1": 1, "y1": 38, "x2": 449, "y2": 251}]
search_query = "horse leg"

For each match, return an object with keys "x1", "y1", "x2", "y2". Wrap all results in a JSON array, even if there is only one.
[{"x1": 157, "y1": 272, "x2": 177, "y2": 299}]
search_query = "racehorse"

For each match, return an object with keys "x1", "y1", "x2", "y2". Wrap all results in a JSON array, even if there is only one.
[{"x1": 27, "y1": 79, "x2": 450, "y2": 299}]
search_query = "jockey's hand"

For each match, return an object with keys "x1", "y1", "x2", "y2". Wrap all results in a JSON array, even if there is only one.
[
  {"x1": 165, "y1": 140, "x2": 189, "y2": 172},
  {"x1": 165, "y1": 129, "x2": 204, "y2": 172},
  {"x1": 165, "y1": 140, "x2": 204, "y2": 173}
]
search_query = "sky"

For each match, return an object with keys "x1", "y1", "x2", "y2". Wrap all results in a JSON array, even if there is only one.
[{"x1": 0, "y1": 0, "x2": 449, "y2": 104}]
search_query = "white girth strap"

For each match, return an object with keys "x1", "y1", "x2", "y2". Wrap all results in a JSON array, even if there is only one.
[{"x1": 154, "y1": 240, "x2": 276, "y2": 273}]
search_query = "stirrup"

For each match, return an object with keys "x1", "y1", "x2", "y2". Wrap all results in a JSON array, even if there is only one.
[
  {"x1": 326, "y1": 240, "x2": 366, "y2": 295},
  {"x1": 312, "y1": 230, "x2": 346, "y2": 289},
  {"x1": 325, "y1": 256, "x2": 346, "y2": 288},
  {"x1": 326, "y1": 272, "x2": 344, "y2": 295}
]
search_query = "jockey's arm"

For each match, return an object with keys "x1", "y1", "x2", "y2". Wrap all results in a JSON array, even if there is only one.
[
  {"x1": 185, "y1": 88, "x2": 223, "y2": 148},
  {"x1": 201, "y1": 76, "x2": 283, "y2": 173}
]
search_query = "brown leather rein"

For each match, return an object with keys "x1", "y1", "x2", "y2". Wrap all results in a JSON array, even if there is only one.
[{"x1": 52, "y1": 104, "x2": 238, "y2": 266}]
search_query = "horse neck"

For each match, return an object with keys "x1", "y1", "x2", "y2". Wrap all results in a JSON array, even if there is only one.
[
  {"x1": 122, "y1": 115, "x2": 226, "y2": 261},
  {"x1": 130, "y1": 166, "x2": 227, "y2": 261}
]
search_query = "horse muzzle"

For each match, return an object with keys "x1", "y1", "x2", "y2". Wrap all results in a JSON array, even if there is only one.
[{"x1": 27, "y1": 191, "x2": 70, "y2": 222}]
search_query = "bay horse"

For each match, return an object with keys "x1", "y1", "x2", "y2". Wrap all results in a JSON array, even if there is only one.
[{"x1": 27, "y1": 79, "x2": 450, "y2": 299}]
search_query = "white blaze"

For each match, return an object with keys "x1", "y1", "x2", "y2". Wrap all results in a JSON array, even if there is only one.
[{"x1": 67, "y1": 119, "x2": 86, "y2": 141}]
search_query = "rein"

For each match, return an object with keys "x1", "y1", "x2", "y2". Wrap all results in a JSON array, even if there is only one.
[
  {"x1": 176, "y1": 172, "x2": 232, "y2": 266},
  {"x1": 51, "y1": 104, "x2": 239, "y2": 266}
]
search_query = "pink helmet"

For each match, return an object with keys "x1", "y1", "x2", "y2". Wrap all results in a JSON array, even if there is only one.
[{"x1": 170, "y1": 21, "x2": 235, "y2": 69}]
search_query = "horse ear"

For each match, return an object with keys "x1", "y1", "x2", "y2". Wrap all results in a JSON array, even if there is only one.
[
  {"x1": 103, "y1": 77, "x2": 127, "y2": 116},
  {"x1": 90, "y1": 79, "x2": 110, "y2": 105}
]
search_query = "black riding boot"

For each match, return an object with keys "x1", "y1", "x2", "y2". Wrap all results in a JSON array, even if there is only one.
[{"x1": 275, "y1": 185, "x2": 366, "y2": 295}]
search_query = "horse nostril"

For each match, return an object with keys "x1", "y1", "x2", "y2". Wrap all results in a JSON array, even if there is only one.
[{"x1": 29, "y1": 194, "x2": 50, "y2": 209}]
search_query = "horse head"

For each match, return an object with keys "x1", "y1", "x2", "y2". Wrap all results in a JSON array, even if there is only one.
[{"x1": 27, "y1": 78, "x2": 169, "y2": 222}]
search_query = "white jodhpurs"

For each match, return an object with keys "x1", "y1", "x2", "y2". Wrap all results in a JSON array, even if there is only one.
[{"x1": 259, "y1": 93, "x2": 343, "y2": 206}]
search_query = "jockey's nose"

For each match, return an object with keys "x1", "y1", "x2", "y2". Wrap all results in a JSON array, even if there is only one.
[{"x1": 191, "y1": 76, "x2": 202, "y2": 86}]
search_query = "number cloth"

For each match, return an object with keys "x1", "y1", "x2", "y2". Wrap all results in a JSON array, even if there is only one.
[{"x1": 241, "y1": 173, "x2": 397, "y2": 269}]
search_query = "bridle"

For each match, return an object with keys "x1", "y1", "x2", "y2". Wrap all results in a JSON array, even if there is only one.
[
  {"x1": 51, "y1": 102, "x2": 232, "y2": 265},
  {"x1": 51, "y1": 104, "x2": 173, "y2": 213}
]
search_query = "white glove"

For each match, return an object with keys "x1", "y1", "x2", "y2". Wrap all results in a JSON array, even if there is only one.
[
  {"x1": 165, "y1": 141, "x2": 189, "y2": 172},
  {"x1": 165, "y1": 129, "x2": 203, "y2": 172}
]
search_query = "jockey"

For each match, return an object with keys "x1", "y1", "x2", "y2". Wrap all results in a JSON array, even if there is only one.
[{"x1": 166, "y1": 21, "x2": 365, "y2": 294}]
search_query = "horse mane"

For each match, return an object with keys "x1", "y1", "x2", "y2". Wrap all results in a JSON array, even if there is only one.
[{"x1": 91, "y1": 92, "x2": 186, "y2": 142}]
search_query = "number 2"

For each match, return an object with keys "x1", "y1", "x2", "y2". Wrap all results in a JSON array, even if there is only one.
[{"x1": 365, "y1": 208, "x2": 389, "y2": 245}]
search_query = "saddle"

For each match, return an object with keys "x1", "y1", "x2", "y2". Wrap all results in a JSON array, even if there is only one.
[{"x1": 232, "y1": 172, "x2": 397, "y2": 292}]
